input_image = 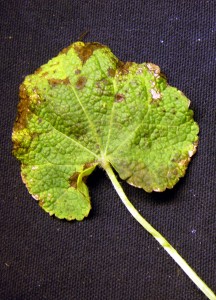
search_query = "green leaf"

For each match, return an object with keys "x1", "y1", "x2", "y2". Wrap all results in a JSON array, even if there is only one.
[{"x1": 12, "y1": 41, "x2": 198, "y2": 220}]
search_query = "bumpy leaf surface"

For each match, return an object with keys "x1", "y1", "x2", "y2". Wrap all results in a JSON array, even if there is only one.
[{"x1": 12, "y1": 42, "x2": 199, "y2": 220}]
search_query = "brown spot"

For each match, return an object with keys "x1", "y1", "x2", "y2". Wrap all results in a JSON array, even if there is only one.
[
  {"x1": 172, "y1": 153, "x2": 191, "y2": 168},
  {"x1": 34, "y1": 67, "x2": 42, "y2": 74},
  {"x1": 48, "y1": 77, "x2": 70, "y2": 86},
  {"x1": 75, "y1": 69, "x2": 81, "y2": 75},
  {"x1": 42, "y1": 72, "x2": 48, "y2": 77},
  {"x1": 39, "y1": 200, "x2": 44, "y2": 207},
  {"x1": 115, "y1": 93, "x2": 125, "y2": 103},
  {"x1": 76, "y1": 76, "x2": 87, "y2": 90},
  {"x1": 69, "y1": 172, "x2": 79, "y2": 188},
  {"x1": 96, "y1": 78, "x2": 109, "y2": 91},
  {"x1": 178, "y1": 159, "x2": 190, "y2": 167},
  {"x1": 95, "y1": 81, "x2": 101, "y2": 89},
  {"x1": 136, "y1": 67, "x2": 143, "y2": 75},
  {"x1": 83, "y1": 162, "x2": 94, "y2": 169},
  {"x1": 108, "y1": 67, "x2": 115, "y2": 77},
  {"x1": 74, "y1": 42, "x2": 105, "y2": 64},
  {"x1": 13, "y1": 84, "x2": 31, "y2": 131},
  {"x1": 117, "y1": 61, "x2": 133, "y2": 75}
]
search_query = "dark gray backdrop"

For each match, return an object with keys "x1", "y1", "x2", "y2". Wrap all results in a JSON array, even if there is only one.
[{"x1": 1, "y1": 1, "x2": 215, "y2": 299}]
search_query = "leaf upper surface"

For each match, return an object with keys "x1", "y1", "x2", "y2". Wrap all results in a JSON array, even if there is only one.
[{"x1": 12, "y1": 42, "x2": 199, "y2": 220}]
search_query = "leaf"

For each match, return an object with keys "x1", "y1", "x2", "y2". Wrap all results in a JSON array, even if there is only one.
[
  {"x1": 12, "y1": 41, "x2": 199, "y2": 221},
  {"x1": 13, "y1": 43, "x2": 216, "y2": 298}
]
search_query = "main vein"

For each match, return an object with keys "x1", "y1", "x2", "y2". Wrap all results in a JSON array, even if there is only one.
[
  {"x1": 70, "y1": 85, "x2": 102, "y2": 151},
  {"x1": 103, "y1": 78, "x2": 117, "y2": 156}
]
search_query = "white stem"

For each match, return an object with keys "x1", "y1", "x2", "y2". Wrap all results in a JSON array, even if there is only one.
[{"x1": 104, "y1": 162, "x2": 216, "y2": 300}]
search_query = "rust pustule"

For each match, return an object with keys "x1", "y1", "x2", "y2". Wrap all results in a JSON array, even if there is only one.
[
  {"x1": 76, "y1": 76, "x2": 87, "y2": 90},
  {"x1": 74, "y1": 42, "x2": 105, "y2": 64},
  {"x1": 115, "y1": 93, "x2": 125, "y2": 103},
  {"x1": 48, "y1": 77, "x2": 70, "y2": 86}
]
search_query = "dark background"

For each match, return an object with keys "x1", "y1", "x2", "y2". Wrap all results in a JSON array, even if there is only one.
[{"x1": 1, "y1": 1, "x2": 215, "y2": 299}]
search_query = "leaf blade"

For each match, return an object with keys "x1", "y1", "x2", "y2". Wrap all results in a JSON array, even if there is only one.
[{"x1": 13, "y1": 41, "x2": 199, "y2": 218}]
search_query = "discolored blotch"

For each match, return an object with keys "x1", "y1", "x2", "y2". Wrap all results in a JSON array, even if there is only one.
[
  {"x1": 178, "y1": 159, "x2": 190, "y2": 167},
  {"x1": 39, "y1": 200, "x2": 44, "y2": 207},
  {"x1": 96, "y1": 78, "x2": 109, "y2": 92},
  {"x1": 76, "y1": 76, "x2": 87, "y2": 90},
  {"x1": 69, "y1": 172, "x2": 79, "y2": 188},
  {"x1": 42, "y1": 72, "x2": 48, "y2": 77},
  {"x1": 171, "y1": 153, "x2": 191, "y2": 169},
  {"x1": 48, "y1": 77, "x2": 70, "y2": 86},
  {"x1": 13, "y1": 84, "x2": 31, "y2": 131},
  {"x1": 34, "y1": 67, "x2": 42, "y2": 74},
  {"x1": 75, "y1": 69, "x2": 81, "y2": 75},
  {"x1": 108, "y1": 67, "x2": 115, "y2": 77},
  {"x1": 83, "y1": 162, "x2": 94, "y2": 169},
  {"x1": 74, "y1": 42, "x2": 105, "y2": 64},
  {"x1": 117, "y1": 61, "x2": 133, "y2": 75},
  {"x1": 115, "y1": 93, "x2": 125, "y2": 103}
]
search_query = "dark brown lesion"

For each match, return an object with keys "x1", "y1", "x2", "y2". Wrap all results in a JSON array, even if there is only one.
[
  {"x1": 117, "y1": 61, "x2": 133, "y2": 75},
  {"x1": 69, "y1": 163, "x2": 95, "y2": 189},
  {"x1": 69, "y1": 172, "x2": 80, "y2": 188},
  {"x1": 76, "y1": 76, "x2": 87, "y2": 90},
  {"x1": 41, "y1": 71, "x2": 49, "y2": 77},
  {"x1": 73, "y1": 42, "x2": 105, "y2": 64},
  {"x1": 48, "y1": 77, "x2": 70, "y2": 86},
  {"x1": 39, "y1": 200, "x2": 44, "y2": 207},
  {"x1": 115, "y1": 93, "x2": 125, "y2": 103},
  {"x1": 83, "y1": 162, "x2": 95, "y2": 169},
  {"x1": 13, "y1": 84, "x2": 42, "y2": 154},
  {"x1": 34, "y1": 67, "x2": 42, "y2": 74},
  {"x1": 61, "y1": 42, "x2": 105, "y2": 63},
  {"x1": 95, "y1": 78, "x2": 110, "y2": 95},
  {"x1": 146, "y1": 63, "x2": 161, "y2": 77},
  {"x1": 13, "y1": 84, "x2": 31, "y2": 131},
  {"x1": 108, "y1": 67, "x2": 115, "y2": 77},
  {"x1": 75, "y1": 69, "x2": 81, "y2": 75}
]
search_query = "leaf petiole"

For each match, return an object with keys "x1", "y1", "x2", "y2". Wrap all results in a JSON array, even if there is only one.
[{"x1": 104, "y1": 162, "x2": 216, "y2": 300}]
